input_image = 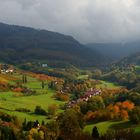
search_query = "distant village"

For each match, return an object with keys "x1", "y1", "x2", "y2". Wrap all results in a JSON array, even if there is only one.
[
  {"x1": 0, "y1": 64, "x2": 15, "y2": 74},
  {"x1": 67, "y1": 88, "x2": 102, "y2": 108}
]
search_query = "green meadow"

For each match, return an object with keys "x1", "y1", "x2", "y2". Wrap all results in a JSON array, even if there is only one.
[
  {"x1": 0, "y1": 73, "x2": 65, "y2": 122},
  {"x1": 96, "y1": 80, "x2": 121, "y2": 89},
  {"x1": 135, "y1": 65, "x2": 140, "y2": 74},
  {"x1": 77, "y1": 75, "x2": 89, "y2": 79},
  {"x1": 84, "y1": 121, "x2": 140, "y2": 136}
]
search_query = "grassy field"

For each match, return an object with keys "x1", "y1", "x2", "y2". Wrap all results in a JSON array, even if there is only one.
[
  {"x1": 96, "y1": 80, "x2": 121, "y2": 89},
  {"x1": 135, "y1": 65, "x2": 140, "y2": 74},
  {"x1": 84, "y1": 120, "x2": 140, "y2": 135},
  {"x1": 77, "y1": 75, "x2": 89, "y2": 79},
  {"x1": 0, "y1": 73, "x2": 65, "y2": 122},
  {"x1": 0, "y1": 73, "x2": 121, "y2": 127},
  {"x1": 0, "y1": 91, "x2": 64, "y2": 110},
  {"x1": 0, "y1": 91, "x2": 64, "y2": 122}
]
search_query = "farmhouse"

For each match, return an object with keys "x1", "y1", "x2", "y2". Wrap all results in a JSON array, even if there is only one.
[{"x1": 0, "y1": 64, "x2": 14, "y2": 74}]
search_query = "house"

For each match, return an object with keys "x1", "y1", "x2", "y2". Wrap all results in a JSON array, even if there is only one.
[
  {"x1": 42, "y1": 64, "x2": 48, "y2": 68},
  {"x1": 66, "y1": 88, "x2": 102, "y2": 108},
  {"x1": 0, "y1": 64, "x2": 14, "y2": 74}
]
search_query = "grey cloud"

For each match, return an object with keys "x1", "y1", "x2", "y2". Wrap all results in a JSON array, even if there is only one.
[{"x1": 0, "y1": 0, "x2": 140, "y2": 43}]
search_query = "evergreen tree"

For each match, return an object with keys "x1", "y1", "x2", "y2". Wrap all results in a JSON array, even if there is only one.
[
  {"x1": 42, "y1": 81, "x2": 45, "y2": 89},
  {"x1": 92, "y1": 126, "x2": 99, "y2": 139},
  {"x1": 24, "y1": 75, "x2": 27, "y2": 83},
  {"x1": 22, "y1": 75, "x2": 25, "y2": 83},
  {"x1": 41, "y1": 120, "x2": 45, "y2": 126},
  {"x1": 22, "y1": 118, "x2": 27, "y2": 130}
]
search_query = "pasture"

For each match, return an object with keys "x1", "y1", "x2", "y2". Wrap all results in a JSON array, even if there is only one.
[
  {"x1": 96, "y1": 80, "x2": 121, "y2": 89},
  {"x1": 135, "y1": 65, "x2": 140, "y2": 74},
  {"x1": 0, "y1": 73, "x2": 64, "y2": 122},
  {"x1": 84, "y1": 120, "x2": 140, "y2": 135}
]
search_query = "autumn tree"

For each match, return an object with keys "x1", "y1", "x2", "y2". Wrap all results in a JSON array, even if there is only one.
[
  {"x1": 48, "y1": 104, "x2": 57, "y2": 116},
  {"x1": 57, "y1": 109, "x2": 85, "y2": 139},
  {"x1": 27, "y1": 128, "x2": 44, "y2": 140},
  {"x1": 87, "y1": 96, "x2": 105, "y2": 112},
  {"x1": 129, "y1": 106, "x2": 140, "y2": 124},
  {"x1": 92, "y1": 126, "x2": 99, "y2": 139}
]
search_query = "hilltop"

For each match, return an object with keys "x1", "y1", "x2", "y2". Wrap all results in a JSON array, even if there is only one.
[{"x1": 0, "y1": 22, "x2": 106, "y2": 68}]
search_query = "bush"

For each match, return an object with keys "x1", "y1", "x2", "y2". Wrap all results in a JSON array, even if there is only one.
[
  {"x1": 54, "y1": 92, "x2": 69, "y2": 101},
  {"x1": 13, "y1": 87, "x2": 23, "y2": 92},
  {"x1": 48, "y1": 104, "x2": 57, "y2": 116},
  {"x1": 129, "y1": 106, "x2": 140, "y2": 124},
  {"x1": 101, "y1": 129, "x2": 139, "y2": 140},
  {"x1": 15, "y1": 108, "x2": 31, "y2": 113},
  {"x1": 34, "y1": 106, "x2": 47, "y2": 115}
]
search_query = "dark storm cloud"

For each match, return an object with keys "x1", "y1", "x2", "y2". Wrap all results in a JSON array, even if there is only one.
[{"x1": 0, "y1": 0, "x2": 140, "y2": 43}]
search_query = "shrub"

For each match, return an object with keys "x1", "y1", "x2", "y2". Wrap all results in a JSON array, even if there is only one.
[
  {"x1": 13, "y1": 87, "x2": 23, "y2": 92},
  {"x1": 101, "y1": 129, "x2": 138, "y2": 140},
  {"x1": 34, "y1": 106, "x2": 47, "y2": 115},
  {"x1": 54, "y1": 92, "x2": 69, "y2": 101},
  {"x1": 15, "y1": 108, "x2": 31, "y2": 113},
  {"x1": 48, "y1": 104, "x2": 57, "y2": 116},
  {"x1": 129, "y1": 106, "x2": 140, "y2": 124}
]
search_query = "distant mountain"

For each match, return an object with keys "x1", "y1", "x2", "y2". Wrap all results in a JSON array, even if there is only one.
[
  {"x1": 117, "y1": 52, "x2": 140, "y2": 66},
  {"x1": 0, "y1": 22, "x2": 105, "y2": 67},
  {"x1": 86, "y1": 42, "x2": 140, "y2": 61}
]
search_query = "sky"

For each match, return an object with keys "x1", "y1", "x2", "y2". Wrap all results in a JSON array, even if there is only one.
[{"x1": 0, "y1": 0, "x2": 140, "y2": 43}]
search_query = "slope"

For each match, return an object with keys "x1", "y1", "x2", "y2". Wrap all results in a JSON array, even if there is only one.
[{"x1": 0, "y1": 22, "x2": 105, "y2": 67}]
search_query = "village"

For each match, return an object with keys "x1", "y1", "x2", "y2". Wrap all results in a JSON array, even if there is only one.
[
  {"x1": 0, "y1": 64, "x2": 14, "y2": 74},
  {"x1": 67, "y1": 88, "x2": 102, "y2": 108}
]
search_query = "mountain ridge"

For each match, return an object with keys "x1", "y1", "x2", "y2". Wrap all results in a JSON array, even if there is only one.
[{"x1": 0, "y1": 22, "x2": 105, "y2": 67}]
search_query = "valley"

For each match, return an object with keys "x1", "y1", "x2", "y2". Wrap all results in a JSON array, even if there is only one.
[
  {"x1": 0, "y1": 71, "x2": 65, "y2": 122},
  {"x1": 0, "y1": 62, "x2": 140, "y2": 139},
  {"x1": 0, "y1": 23, "x2": 140, "y2": 140}
]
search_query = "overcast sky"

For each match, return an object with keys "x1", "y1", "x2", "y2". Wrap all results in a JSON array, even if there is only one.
[{"x1": 0, "y1": 0, "x2": 140, "y2": 43}]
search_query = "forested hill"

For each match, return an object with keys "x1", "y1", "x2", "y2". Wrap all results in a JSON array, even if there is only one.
[
  {"x1": 0, "y1": 22, "x2": 105, "y2": 67},
  {"x1": 87, "y1": 42, "x2": 140, "y2": 61},
  {"x1": 117, "y1": 52, "x2": 140, "y2": 66}
]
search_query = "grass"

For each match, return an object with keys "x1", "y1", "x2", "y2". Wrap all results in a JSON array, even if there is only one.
[
  {"x1": 77, "y1": 75, "x2": 89, "y2": 79},
  {"x1": 0, "y1": 109, "x2": 47, "y2": 123},
  {"x1": 0, "y1": 91, "x2": 64, "y2": 110},
  {"x1": 0, "y1": 73, "x2": 65, "y2": 122},
  {"x1": 84, "y1": 121, "x2": 124, "y2": 135},
  {"x1": 135, "y1": 65, "x2": 140, "y2": 74},
  {"x1": 0, "y1": 73, "x2": 20, "y2": 85},
  {"x1": 135, "y1": 65, "x2": 140, "y2": 69},
  {"x1": 0, "y1": 90, "x2": 64, "y2": 122},
  {"x1": 96, "y1": 80, "x2": 121, "y2": 89},
  {"x1": 84, "y1": 120, "x2": 140, "y2": 136}
]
